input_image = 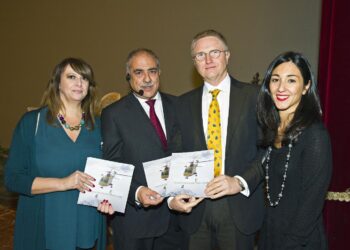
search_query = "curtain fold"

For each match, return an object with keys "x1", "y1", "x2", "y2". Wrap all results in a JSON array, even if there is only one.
[{"x1": 318, "y1": 0, "x2": 350, "y2": 249}]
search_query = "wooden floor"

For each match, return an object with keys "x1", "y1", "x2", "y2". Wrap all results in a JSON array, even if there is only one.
[
  {"x1": 0, "y1": 204, "x2": 16, "y2": 250},
  {"x1": 0, "y1": 171, "x2": 17, "y2": 250}
]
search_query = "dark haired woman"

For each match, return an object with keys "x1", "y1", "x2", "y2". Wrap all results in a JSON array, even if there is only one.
[
  {"x1": 207, "y1": 52, "x2": 332, "y2": 249},
  {"x1": 5, "y1": 58, "x2": 112, "y2": 250}
]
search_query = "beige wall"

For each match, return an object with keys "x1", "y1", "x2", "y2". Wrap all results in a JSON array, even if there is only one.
[{"x1": 0, "y1": 0, "x2": 321, "y2": 146}]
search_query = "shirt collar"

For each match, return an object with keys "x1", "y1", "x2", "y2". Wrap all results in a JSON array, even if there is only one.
[
  {"x1": 134, "y1": 91, "x2": 161, "y2": 104},
  {"x1": 203, "y1": 74, "x2": 230, "y2": 94}
]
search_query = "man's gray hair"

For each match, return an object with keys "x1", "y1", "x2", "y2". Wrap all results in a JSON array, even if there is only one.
[{"x1": 126, "y1": 48, "x2": 160, "y2": 73}]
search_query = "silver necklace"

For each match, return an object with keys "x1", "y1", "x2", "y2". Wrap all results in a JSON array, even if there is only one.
[{"x1": 265, "y1": 142, "x2": 293, "y2": 207}]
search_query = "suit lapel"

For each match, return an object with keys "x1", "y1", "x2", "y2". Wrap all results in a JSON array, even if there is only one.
[
  {"x1": 191, "y1": 87, "x2": 207, "y2": 149},
  {"x1": 161, "y1": 93, "x2": 174, "y2": 139},
  {"x1": 127, "y1": 94, "x2": 164, "y2": 150},
  {"x1": 225, "y1": 77, "x2": 246, "y2": 155}
]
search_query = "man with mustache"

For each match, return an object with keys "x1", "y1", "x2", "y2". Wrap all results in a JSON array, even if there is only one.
[{"x1": 101, "y1": 48, "x2": 198, "y2": 250}]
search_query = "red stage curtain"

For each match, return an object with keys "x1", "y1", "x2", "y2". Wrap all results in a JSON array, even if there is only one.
[{"x1": 318, "y1": 0, "x2": 350, "y2": 249}]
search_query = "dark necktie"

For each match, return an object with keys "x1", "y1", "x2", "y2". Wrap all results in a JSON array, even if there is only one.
[{"x1": 146, "y1": 99, "x2": 168, "y2": 150}]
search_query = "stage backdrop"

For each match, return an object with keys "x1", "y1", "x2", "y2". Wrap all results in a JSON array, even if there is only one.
[
  {"x1": 0, "y1": 1, "x2": 322, "y2": 147},
  {"x1": 318, "y1": 0, "x2": 350, "y2": 249}
]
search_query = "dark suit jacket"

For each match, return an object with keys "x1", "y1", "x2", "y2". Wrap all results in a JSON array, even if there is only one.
[
  {"x1": 101, "y1": 92, "x2": 180, "y2": 238},
  {"x1": 176, "y1": 76, "x2": 264, "y2": 235}
]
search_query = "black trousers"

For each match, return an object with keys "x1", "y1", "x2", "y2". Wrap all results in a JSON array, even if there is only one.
[
  {"x1": 188, "y1": 198, "x2": 255, "y2": 250},
  {"x1": 112, "y1": 214, "x2": 187, "y2": 250}
]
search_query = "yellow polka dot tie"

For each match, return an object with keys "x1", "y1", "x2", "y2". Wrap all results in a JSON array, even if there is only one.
[{"x1": 207, "y1": 89, "x2": 222, "y2": 177}]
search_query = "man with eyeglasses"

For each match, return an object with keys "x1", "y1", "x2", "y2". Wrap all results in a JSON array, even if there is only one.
[{"x1": 175, "y1": 30, "x2": 264, "y2": 250}]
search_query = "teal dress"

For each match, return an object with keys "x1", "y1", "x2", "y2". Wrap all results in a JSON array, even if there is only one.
[{"x1": 5, "y1": 108, "x2": 106, "y2": 250}]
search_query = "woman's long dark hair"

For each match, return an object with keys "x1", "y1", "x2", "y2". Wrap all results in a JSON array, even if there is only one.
[
  {"x1": 40, "y1": 58, "x2": 99, "y2": 130},
  {"x1": 257, "y1": 51, "x2": 322, "y2": 147}
]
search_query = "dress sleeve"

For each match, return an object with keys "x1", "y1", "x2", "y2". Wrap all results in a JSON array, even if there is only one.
[
  {"x1": 283, "y1": 125, "x2": 332, "y2": 248},
  {"x1": 5, "y1": 113, "x2": 36, "y2": 196}
]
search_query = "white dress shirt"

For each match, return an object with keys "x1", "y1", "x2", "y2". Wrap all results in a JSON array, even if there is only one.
[
  {"x1": 202, "y1": 74, "x2": 249, "y2": 196},
  {"x1": 202, "y1": 74, "x2": 231, "y2": 174},
  {"x1": 135, "y1": 92, "x2": 167, "y2": 138},
  {"x1": 134, "y1": 92, "x2": 168, "y2": 203}
]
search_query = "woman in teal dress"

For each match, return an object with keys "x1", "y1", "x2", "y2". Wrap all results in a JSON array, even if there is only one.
[{"x1": 5, "y1": 58, "x2": 113, "y2": 250}]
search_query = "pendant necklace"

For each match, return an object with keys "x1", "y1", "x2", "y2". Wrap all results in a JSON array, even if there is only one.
[
  {"x1": 265, "y1": 131, "x2": 301, "y2": 207},
  {"x1": 265, "y1": 141, "x2": 292, "y2": 207},
  {"x1": 57, "y1": 112, "x2": 85, "y2": 131}
]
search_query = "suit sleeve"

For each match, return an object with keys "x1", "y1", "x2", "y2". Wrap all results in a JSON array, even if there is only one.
[
  {"x1": 238, "y1": 83, "x2": 265, "y2": 194},
  {"x1": 170, "y1": 102, "x2": 183, "y2": 153},
  {"x1": 241, "y1": 148, "x2": 266, "y2": 194},
  {"x1": 101, "y1": 107, "x2": 141, "y2": 206},
  {"x1": 5, "y1": 113, "x2": 36, "y2": 196},
  {"x1": 282, "y1": 126, "x2": 332, "y2": 248},
  {"x1": 101, "y1": 108, "x2": 124, "y2": 162}
]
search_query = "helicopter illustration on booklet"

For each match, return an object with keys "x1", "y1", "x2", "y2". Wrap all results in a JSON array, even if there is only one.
[
  {"x1": 77, "y1": 157, "x2": 135, "y2": 213},
  {"x1": 99, "y1": 170, "x2": 117, "y2": 188},
  {"x1": 182, "y1": 158, "x2": 213, "y2": 179},
  {"x1": 167, "y1": 150, "x2": 214, "y2": 197},
  {"x1": 143, "y1": 150, "x2": 214, "y2": 198},
  {"x1": 160, "y1": 165, "x2": 169, "y2": 180}
]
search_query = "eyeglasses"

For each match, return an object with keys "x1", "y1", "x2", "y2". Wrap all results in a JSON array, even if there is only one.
[{"x1": 193, "y1": 49, "x2": 228, "y2": 61}]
